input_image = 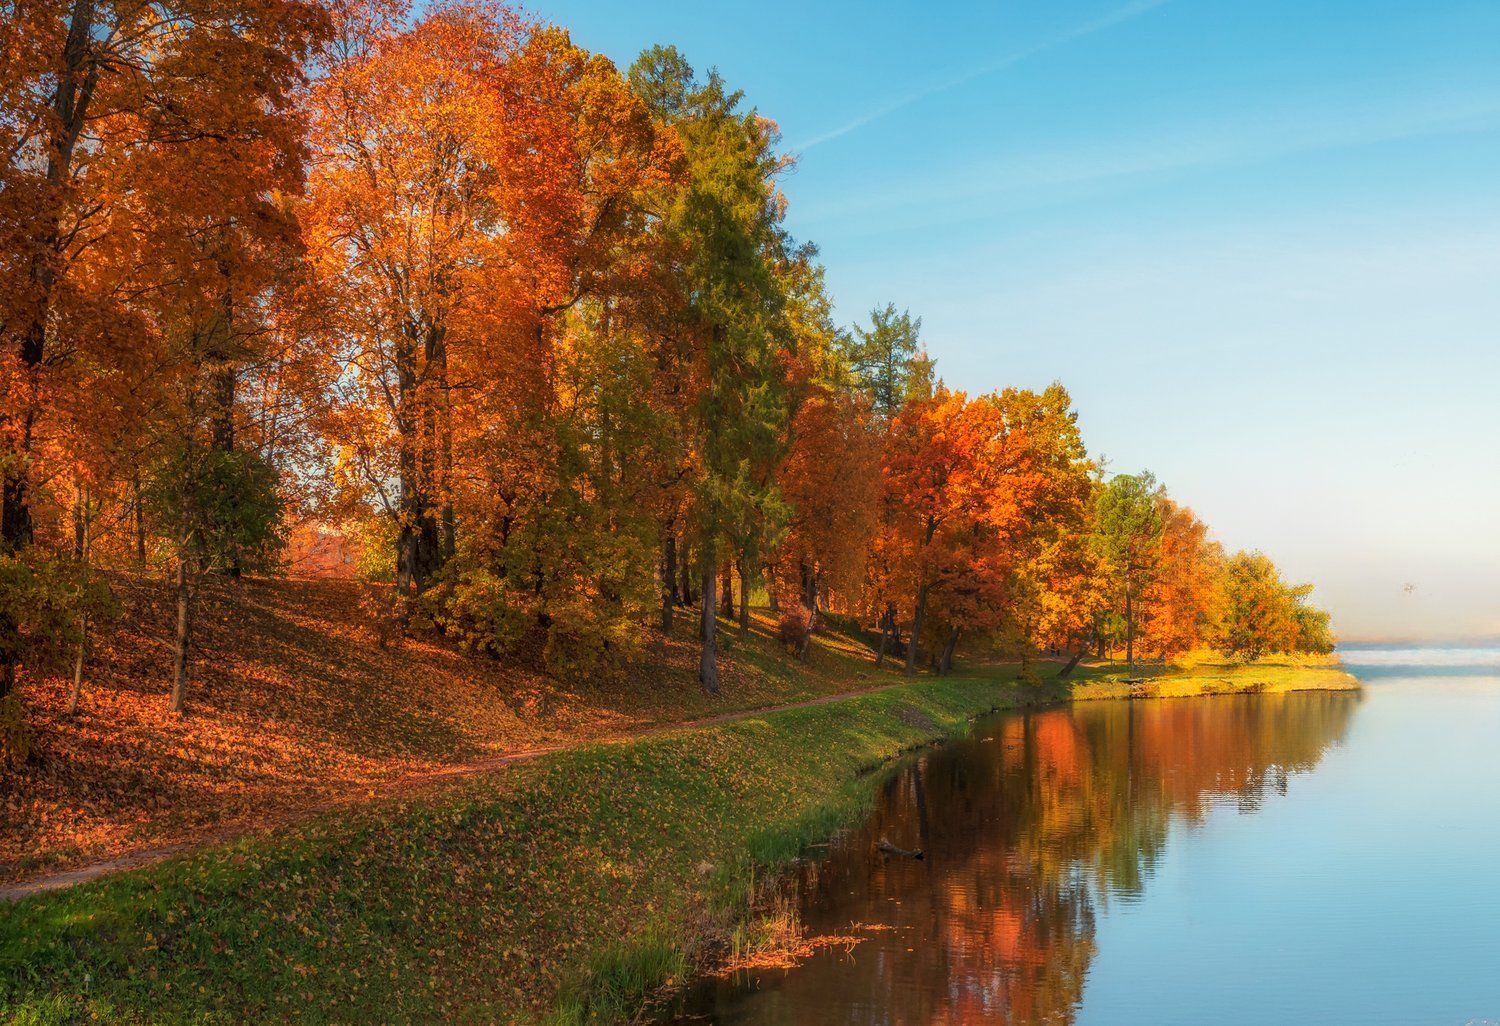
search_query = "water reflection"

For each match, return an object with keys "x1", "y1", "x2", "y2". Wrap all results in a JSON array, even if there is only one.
[{"x1": 660, "y1": 691, "x2": 1359, "y2": 1025}]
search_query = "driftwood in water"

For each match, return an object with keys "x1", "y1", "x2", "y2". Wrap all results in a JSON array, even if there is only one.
[{"x1": 877, "y1": 837, "x2": 925, "y2": 860}]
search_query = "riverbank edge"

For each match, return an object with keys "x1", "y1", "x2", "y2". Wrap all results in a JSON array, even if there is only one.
[
  {"x1": 626, "y1": 662, "x2": 1361, "y2": 1021},
  {"x1": 1070, "y1": 663, "x2": 1359, "y2": 702},
  {"x1": 0, "y1": 664, "x2": 1358, "y2": 1025}
]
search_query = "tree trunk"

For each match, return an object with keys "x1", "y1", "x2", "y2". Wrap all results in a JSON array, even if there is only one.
[
  {"x1": 679, "y1": 541, "x2": 694, "y2": 608},
  {"x1": 132, "y1": 474, "x2": 147, "y2": 565},
  {"x1": 736, "y1": 557, "x2": 751, "y2": 630},
  {"x1": 0, "y1": 475, "x2": 32, "y2": 554},
  {"x1": 71, "y1": 479, "x2": 87, "y2": 559},
  {"x1": 396, "y1": 484, "x2": 441, "y2": 596},
  {"x1": 699, "y1": 557, "x2": 718, "y2": 693},
  {"x1": 877, "y1": 838, "x2": 925, "y2": 860},
  {"x1": 939, "y1": 625, "x2": 960, "y2": 674},
  {"x1": 1059, "y1": 646, "x2": 1086, "y2": 678},
  {"x1": 799, "y1": 559, "x2": 817, "y2": 612},
  {"x1": 67, "y1": 487, "x2": 91, "y2": 714},
  {"x1": 659, "y1": 527, "x2": 676, "y2": 632},
  {"x1": 439, "y1": 381, "x2": 456, "y2": 566},
  {"x1": 395, "y1": 430, "x2": 424, "y2": 594},
  {"x1": 67, "y1": 613, "x2": 88, "y2": 715},
  {"x1": 393, "y1": 317, "x2": 448, "y2": 596},
  {"x1": 875, "y1": 605, "x2": 894, "y2": 668},
  {"x1": 171, "y1": 552, "x2": 191, "y2": 715},
  {"x1": 440, "y1": 503, "x2": 456, "y2": 565},
  {"x1": 720, "y1": 564, "x2": 734, "y2": 621},
  {"x1": 905, "y1": 581, "x2": 929, "y2": 676},
  {"x1": 209, "y1": 356, "x2": 242, "y2": 580}
]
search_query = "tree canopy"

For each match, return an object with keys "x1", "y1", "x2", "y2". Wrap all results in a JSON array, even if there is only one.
[{"x1": 0, "y1": 0, "x2": 1335, "y2": 725}]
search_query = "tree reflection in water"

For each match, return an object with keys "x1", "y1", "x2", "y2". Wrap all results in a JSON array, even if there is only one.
[{"x1": 659, "y1": 690, "x2": 1358, "y2": 1025}]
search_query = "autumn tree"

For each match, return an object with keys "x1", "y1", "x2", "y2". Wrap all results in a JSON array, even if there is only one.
[
  {"x1": 1093, "y1": 471, "x2": 1164, "y2": 670},
  {"x1": 0, "y1": 0, "x2": 324, "y2": 711},
  {"x1": 629, "y1": 45, "x2": 791, "y2": 693},
  {"x1": 1, "y1": 0, "x2": 324, "y2": 550},
  {"x1": 883, "y1": 386, "x2": 1018, "y2": 675},
  {"x1": 307, "y1": 1, "x2": 525, "y2": 598},
  {"x1": 763, "y1": 249, "x2": 875, "y2": 631},
  {"x1": 1213, "y1": 551, "x2": 1332, "y2": 660},
  {"x1": 988, "y1": 384, "x2": 1098, "y2": 676},
  {"x1": 437, "y1": 20, "x2": 680, "y2": 681},
  {"x1": 126, "y1": 0, "x2": 324, "y2": 713},
  {"x1": 1138, "y1": 498, "x2": 1223, "y2": 660}
]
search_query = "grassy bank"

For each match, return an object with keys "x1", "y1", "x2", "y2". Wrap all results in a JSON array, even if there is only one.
[
  {"x1": 0, "y1": 674, "x2": 1038, "y2": 1025},
  {"x1": 1068, "y1": 656, "x2": 1359, "y2": 701}
]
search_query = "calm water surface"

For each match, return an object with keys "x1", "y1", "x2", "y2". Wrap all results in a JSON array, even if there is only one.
[{"x1": 658, "y1": 648, "x2": 1500, "y2": 1025}]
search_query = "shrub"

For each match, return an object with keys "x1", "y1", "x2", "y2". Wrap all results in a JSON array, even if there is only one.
[
  {"x1": 0, "y1": 552, "x2": 117, "y2": 767},
  {"x1": 143, "y1": 444, "x2": 286, "y2": 573},
  {"x1": 427, "y1": 562, "x2": 648, "y2": 685},
  {"x1": 0, "y1": 552, "x2": 118, "y2": 680},
  {"x1": 426, "y1": 567, "x2": 530, "y2": 659},
  {"x1": 776, "y1": 606, "x2": 813, "y2": 659},
  {"x1": 542, "y1": 595, "x2": 643, "y2": 685}
]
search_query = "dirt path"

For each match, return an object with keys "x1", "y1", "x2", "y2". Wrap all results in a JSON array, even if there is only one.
[{"x1": 1, "y1": 679, "x2": 924, "y2": 903}]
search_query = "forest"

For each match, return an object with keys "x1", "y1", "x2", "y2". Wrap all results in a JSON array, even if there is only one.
[{"x1": 0, "y1": 0, "x2": 1333, "y2": 765}]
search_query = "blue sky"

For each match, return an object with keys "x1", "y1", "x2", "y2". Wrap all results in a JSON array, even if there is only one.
[{"x1": 526, "y1": 0, "x2": 1500, "y2": 641}]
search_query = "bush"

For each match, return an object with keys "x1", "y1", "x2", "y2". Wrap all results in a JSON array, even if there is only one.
[
  {"x1": 542, "y1": 596, "x2": 644, "y2": 685},
  {"x1": 143, "y1": 444, "x2": 286, "y2": 573},
  {"x1": 0, "y1": 551, "x2": 117, "y2": 767},
  {"x1": 426, "y1": 563, "x2": 648, "y2": 685},
  {"x1": 776, "y1": 606, "x2": 813, "y2": 659},
  {"x1": 426, "y1": 567, "x2": 530, "y2": 659},
  {"x1": 0, "y1": 552, "x2": 118, "y2": 680}
]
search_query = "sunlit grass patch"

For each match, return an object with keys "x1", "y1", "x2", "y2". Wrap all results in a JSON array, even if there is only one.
[{"x1": 1069, "y1": 660, "x2": 1359, "y2": 701}]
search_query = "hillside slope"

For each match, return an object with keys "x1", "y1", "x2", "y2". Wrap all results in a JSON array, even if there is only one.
[{"x1": 2, "y1": 575, "x2": 897, "y2": 883}]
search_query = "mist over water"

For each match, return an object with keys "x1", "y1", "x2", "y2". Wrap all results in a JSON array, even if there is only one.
[
  {"x1": 658, "y1": 652, "x2": 1500, "y2": 1025},
  {"x1": 1338, "y1": 643, "x2": 1500, "y2": 676}
]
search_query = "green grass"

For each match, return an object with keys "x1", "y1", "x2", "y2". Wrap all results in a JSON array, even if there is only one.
[
  {"x1": 0, "y1": 675, "x2": 1032, "y2": 1025},
  {"x1": 1066, "y1": 654, "x2": 1358, "y2": 701}
]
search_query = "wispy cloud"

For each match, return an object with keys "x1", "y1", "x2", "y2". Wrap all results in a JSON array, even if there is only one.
[
  {"x1": 800, "y1": 88, "x2": 1500, "y2": 230},
  {"x1": 793, "y1": 0, "x2": 1172, "y2": 151}
]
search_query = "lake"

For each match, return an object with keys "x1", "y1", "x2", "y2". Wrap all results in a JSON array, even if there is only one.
[{"x1": 656, "y1": 648, "x2": 1500, "y2": 1025}]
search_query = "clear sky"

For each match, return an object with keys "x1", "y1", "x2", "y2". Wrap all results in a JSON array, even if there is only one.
[{"x1": 524, "y1": 0, "x2": 1500, "y2": 642}]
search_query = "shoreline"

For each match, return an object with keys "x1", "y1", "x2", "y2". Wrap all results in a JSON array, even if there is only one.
[
  {"x1": 1070, "y1": 663, "x2": 1359, "y2": 702},
  {"x1": 0, "y1": 663, "x2": 1358, "y2": 1024}
]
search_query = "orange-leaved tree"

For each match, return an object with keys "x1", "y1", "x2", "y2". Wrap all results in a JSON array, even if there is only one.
[{"x1": 1138, "y1": 498, "x2": 1224, "y2": 661}]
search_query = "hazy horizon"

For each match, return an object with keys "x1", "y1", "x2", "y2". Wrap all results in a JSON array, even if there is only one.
[{"x1": 527, "y1": 0, "x2": 1500, "y2": 642}]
